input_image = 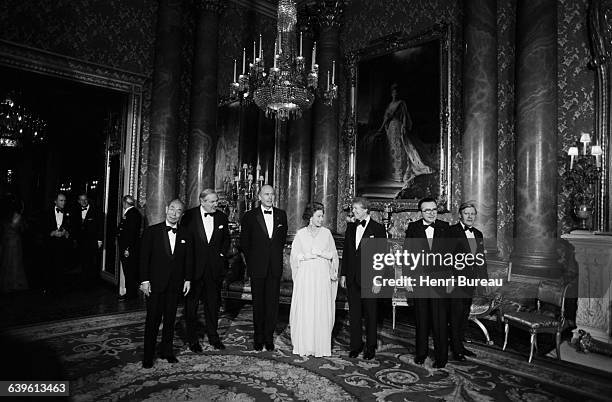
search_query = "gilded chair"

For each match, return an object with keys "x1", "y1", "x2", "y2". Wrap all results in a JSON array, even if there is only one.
[
  {"x1": 468, "y1": 291, "x2": 503, "y2": 345},
  {"x1": 502, "y1": 281, "x2": 570, "y2": 363}
]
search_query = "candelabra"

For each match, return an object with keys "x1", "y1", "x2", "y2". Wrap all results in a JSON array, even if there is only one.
[{"x1": 220, "y1": 163, "x2": 265, "y2": 222}]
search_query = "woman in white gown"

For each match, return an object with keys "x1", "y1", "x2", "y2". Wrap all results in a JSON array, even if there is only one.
[{"x1": 289, "y1": 202, "x2": 339, "y2": 357}]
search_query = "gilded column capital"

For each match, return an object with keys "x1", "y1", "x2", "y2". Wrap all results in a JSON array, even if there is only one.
[
  {"x1": 194, "y1": 0, "x2": 225, "y2": 14},
  {"x1": 309, "y1": 0, "x2": 347, "y2": 29}
]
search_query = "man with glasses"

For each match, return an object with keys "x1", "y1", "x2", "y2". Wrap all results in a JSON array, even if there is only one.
[{"x1": 405, "y1": 197, "x2": 450, "y2": 368}]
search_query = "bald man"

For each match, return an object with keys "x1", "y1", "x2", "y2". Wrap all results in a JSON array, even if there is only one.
[{"x1": 240, "y1": 185, "x2": 288, "y2": 351}]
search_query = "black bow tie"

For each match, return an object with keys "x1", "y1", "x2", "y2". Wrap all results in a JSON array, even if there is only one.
[
  {"x1": 464, "y1": 226, "x2": 473, "y2": 233},
  {"x1": 356, "y1": 219, "x2": 366, "y2": 227},
  {"x1": 56, "y1": 208, "x2": 63, "y2": 213},
  {"x1": 263, "y1": 210, "x2": 272, "y2": 215},
  {"x1": 424, "y1": 223, "x2": 434, "y2": 228},
  {"x1": 166, "y1": 226, "x2": 177, "y2": 234},
  {"x1": 81, "y1": 206, "x2": 88, "y2": 211},
  {"x1": 204, "y1": 212, "x2": 215, "y2": 217}
]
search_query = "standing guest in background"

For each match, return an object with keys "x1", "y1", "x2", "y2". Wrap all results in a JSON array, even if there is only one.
[
  {"x1": 448, "y1": 202, "x2": 488, "y2": 361},
  {"x1": 340, "y1": 197, "x2": 387, "y2": 360},
  {"x1": 405, "y1": 197, "x2": 451, "y2": 369},
  {"x1": 117, "y1": 195, "x2": 142, "y2": 300},
  {"x1": 240, "y1": 185, "x2": 288, "y2": 351},
  {"x1": 72, "y1": 193, "x2": 103, "y2": 288},
  {"x1": 182, "y1": 189, "x2": 230, "y2": 352},
  {"x1": 140, "y1": 199, "x2": 191, "y2": 368},
  {"x1": 41, "y1": 193, "x2": 72, "y2": 294},
  {"x1": 0, "y1": 194, "x2": 28, "y2": 293}
]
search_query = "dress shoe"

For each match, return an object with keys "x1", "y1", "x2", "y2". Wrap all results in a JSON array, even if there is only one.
[
  {"x1": 453, "y1": 353, "x2": 466, "y2": 362},
  {"x1": 463, "y1": 349, "x2": 476, "y2": 357},
  {"x1": 363, "y1": 347, "x2": 375, "y2": 360},
  {"x1": 211, "y1": 341, "x2": 226, "y2": 350},
  {"x1": 142, "y1": 360, "x2": 153, "y2": 369},
  {"x1": 414, "y1": 356, "x2": 426, "y2": 365},
  {"x1": 161, "y1": 355, "x2": 179, "y2": 363},
  {"x1": 253, "y1": 342, "x2": 263, "y2": 351},
  {"x1": 189, "y1": 342, "x2": 203, "y2": 353},
  {"x1": 348, "y1": 350, "x2": 360, "y2": 358},
  {"x1": 265, "y1": 342, "x2": 275, "y2": 351},
  {"x1": 433, "y1": 361, "x2": 447, "y2": 369}
]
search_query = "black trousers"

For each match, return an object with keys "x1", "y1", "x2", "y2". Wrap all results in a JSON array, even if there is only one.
[
  {"x1": 449, "y1": 296, "x2": 472, "y2": 353},
  {"x1": 185, "y1": 277, "x2": 222, "y2": 344},
  {"x1": 347, "y1": 281, "x2": 377, "y2": 350},
  {"x1": 414, "y1": 297, "x2": 449, "y2": 364},
  {"x1": 251, "y1": 275, "x2": 280, "y2": 344},
  {"x1": 76, "y1": 240, "x2": 98, "y2": 284},
  {"x1": 120, "y1": 254, "x2": 139, "y2": 298},
  {"x1": 143, "y1": 289, "x2": 179, "y2": 362},
  {"x1": 44, "y1": 237, "x2": 71, "y2": 290}
]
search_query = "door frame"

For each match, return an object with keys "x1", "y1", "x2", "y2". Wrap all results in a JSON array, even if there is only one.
[{"x1": 0, "y1": 39, "x2": 146, "y2": 284}]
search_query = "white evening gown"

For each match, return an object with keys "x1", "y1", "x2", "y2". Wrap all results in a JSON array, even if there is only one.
[{"x1": 289, "y1": 227, "x2": 339, "y2": 357}]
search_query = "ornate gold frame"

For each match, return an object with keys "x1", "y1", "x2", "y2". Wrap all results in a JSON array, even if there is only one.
[{"x1": 343, "y1": 24, "x2": 459, "y2": 212}]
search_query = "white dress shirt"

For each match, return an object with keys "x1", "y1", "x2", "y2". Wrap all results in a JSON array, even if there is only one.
[
  {"x1": 200, "y1": 206, "x2": 214, "y2": 243},
  {"x1": 54, "y1": 207, "x2": 64, "y2": 229},
  {"x1": 123, "y1": 205, "x2": 134, "y2": 218},
  {"x1": 81, "y1": 205, "x2": 89, "y2": 220},
  {"x1": 355, "y1": 215, "x2": 370, "y2": 249},
  {"x1": 167, "y1": 221, "x2": 177, "y2": 254},
  {"x1": 261, "y1": 205, "x2": 273, "y2": 238},
  {"x1": 424, "y1": 221, "x2": 434, "y2": 249},
  {"x1": 461, "y1": 222, "x2": 477, "y2": 254}
]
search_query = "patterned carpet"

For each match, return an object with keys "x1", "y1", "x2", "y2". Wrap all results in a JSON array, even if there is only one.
[{"x1": 2, "y1": 304, "x2": 611, "y2": 401}]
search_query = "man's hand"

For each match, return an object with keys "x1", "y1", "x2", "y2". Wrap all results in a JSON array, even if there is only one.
[
  {"x1": 183, "y1": 281, "x2": 191, "y2": 296},
  {"x1": 123, "y1": 249, "x2": 130, "y2": 258},
  {"x1": 97, "y1": 241, "x2": 103, "y2": 248},
  {"x1": 339, "y1": 276, "x2": 346, "y2": 289},
  {"x1": 372, "y1": 284, "x2": 381, "y2": 294},
  {"x1": 140, "y1": 281, "x2": 151, "y2": 297}
]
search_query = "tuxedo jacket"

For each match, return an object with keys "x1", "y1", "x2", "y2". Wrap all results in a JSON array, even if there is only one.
[
  {"x1": 43, "y1": 207, "x2": 72, "y2": 238},
  {"x1": 448, "y1": 223, "x2": 488, "y2": 282},
  {"x1": 341, "y1": 217, "x2": 387, "y2": 287},
  {"x1": 72, "y1": 206, "x2": 103, "y2": 243},
  {"x1": 139, "y1": 222, "x2": 192, "y2": 293},
  {"x1": 240, "y1": 207, "x2": 288, "y2": 279},
  {"x1": 118, "y1": 207, "x2": 142, "y2": 255},
  {"x1": 405, "y1": 218, "x2": 451, "y2": 296},
  {"x1": 182, "y1": 207, "x2": 231, "y2": 281}
]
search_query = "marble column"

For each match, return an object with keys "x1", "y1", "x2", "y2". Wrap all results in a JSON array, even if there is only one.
[
  {"x1": 510, "y1": 0, "x2": 559, "y2": 279},
  {"x1": 286, "y1": 31, "x2": 314, "y2": 233},
  {"x1": 462, "y1": 0, "x2": 498, "y2": 254},
  {"x1": 146, "y1": 0, "x2": 183, "y2": 223},
  {"x1": 187, "y1": 0, "x2": 223, "y2": 208},
  {"x1": 312, "y1": 3, "x2": 344, "y2": 232}
]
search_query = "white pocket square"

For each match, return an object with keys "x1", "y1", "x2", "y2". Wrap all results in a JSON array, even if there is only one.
[
  {"x1": 277, "y1": 224, "x2": 283, "y2": 227},
  {"x1": 369, "y1": 235, "x2": 375, "y2": 238},
  {"x1": 218, "y1": 225, "x2": 224, "y2": 229},
  {"x1": 180, "y1": 239, "x2": 186, "y2": 244}
]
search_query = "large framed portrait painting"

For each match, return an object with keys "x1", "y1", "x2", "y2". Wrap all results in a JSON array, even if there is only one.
[{"x1": 347, "y1": 26, "x2": 455, "y2": 211}]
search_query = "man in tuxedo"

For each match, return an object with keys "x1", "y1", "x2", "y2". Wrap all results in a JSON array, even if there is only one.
[
  {"x1": 42, "y1": 193, "x2": 72, "y2": 293},
  {"x1": 72, "y1": 193, "x2": 103, "y2": 287},
  {"x1": 448, "y1": 202, "x2": 488, "y2": 360},
  {"x1": 140, "y1": 199, "x2": 191, "y2": 368},
  {"x1": 117, "y1": 195, "x2": 142, "y2": 300},
  {"x1": 240, "y1": 185, "x2": 288, "y2": 351},
  {"x1": 340, "y1": 197, "x2": 387, "y2": 360},
  {"x1": 404, "y1": 197, "x2": 451, "y2": 368},
  {"x1": 183, "y1": 189, "x2": 230, "y2": 352}
]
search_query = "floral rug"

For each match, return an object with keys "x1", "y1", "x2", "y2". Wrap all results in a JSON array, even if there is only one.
[{"x1": 3, "y1": 305, "x2": 611, "y2": 401}]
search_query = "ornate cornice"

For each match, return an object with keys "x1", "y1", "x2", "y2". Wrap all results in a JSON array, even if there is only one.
[{"x1": 195, "y1": 0, "x2": 226, "y2": 14}]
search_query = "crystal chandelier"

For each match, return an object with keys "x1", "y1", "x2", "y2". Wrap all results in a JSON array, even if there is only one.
[
  {"x1": 229, "y1": 0, "x2": 337, "y2": 121},
  {"x1": 0, "y1": 93, "x2": 47, "y2": 148}
]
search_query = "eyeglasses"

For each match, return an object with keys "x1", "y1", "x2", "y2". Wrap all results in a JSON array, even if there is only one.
[{"x1": 421, "y1": 208, "x2": 437, "y2": 214}]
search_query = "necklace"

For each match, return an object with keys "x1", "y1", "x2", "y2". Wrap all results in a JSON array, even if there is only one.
[{"x1": 307, "y1": 225, "x2": 321, "y2": 237}]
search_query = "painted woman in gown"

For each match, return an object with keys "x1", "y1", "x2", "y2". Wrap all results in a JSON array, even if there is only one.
[
  {"x1": 289, "y1": 202, "x2": 339, "y2": 357},
  {"x1": 378, "y1": 83, "x2": 433, "y2": 187}
]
